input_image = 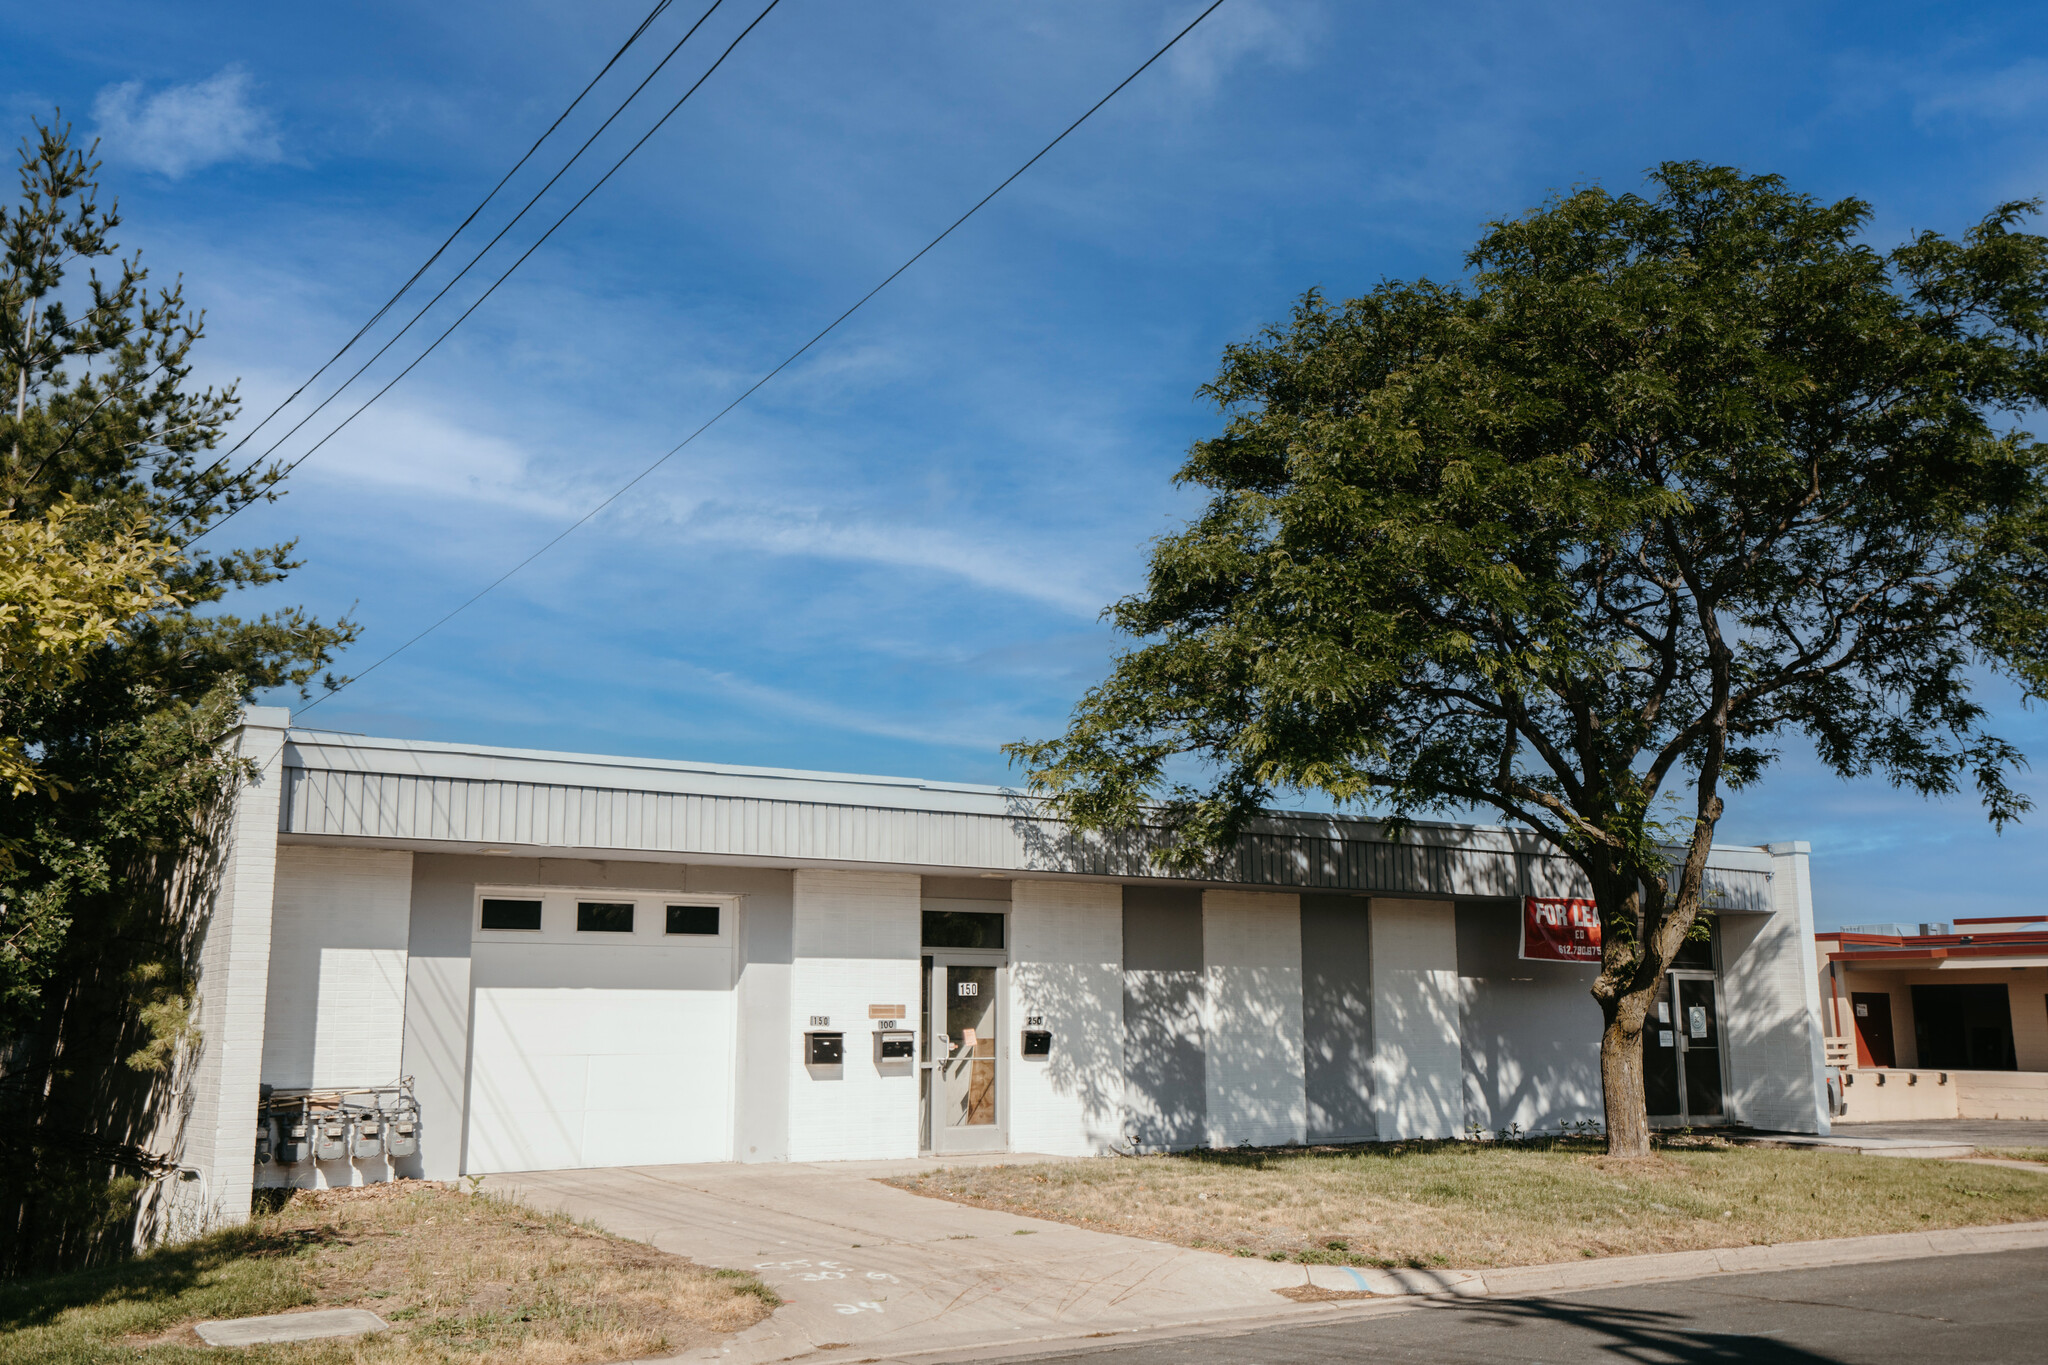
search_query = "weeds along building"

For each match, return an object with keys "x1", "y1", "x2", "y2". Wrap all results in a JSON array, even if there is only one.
[{"x1": 161, "y1": 709, "x2": 1831, "y2": 1230}]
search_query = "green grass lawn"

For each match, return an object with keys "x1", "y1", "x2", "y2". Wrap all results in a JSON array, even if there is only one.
[
  {"x1": 890, "y1": 1136, "x2": 2048, "y2": 1270},
  {"x1": 0, "y1": 1182, "x2": 775, "y2": 1365}
]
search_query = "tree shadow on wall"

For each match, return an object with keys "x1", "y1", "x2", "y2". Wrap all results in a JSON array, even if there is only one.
[{"x1": 1010, "y1": 959, "x2": 1124, "y2": 1147}]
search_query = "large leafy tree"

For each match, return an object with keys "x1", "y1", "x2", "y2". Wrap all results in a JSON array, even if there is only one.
[
  {"x1": 0, "y1": 118, "x2": 353, "y2": 1269},
  {"x1": 1011, "y1": 164, "x2": 2048, "y2": 1155}
]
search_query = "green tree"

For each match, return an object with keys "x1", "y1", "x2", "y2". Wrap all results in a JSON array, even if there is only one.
[
  {"x1": 1010, "y1": 164, "x2": 2048, "y2": 1155},
  {"x1": 0, "y1": 117, "x2": 352, "y2": 1269}
]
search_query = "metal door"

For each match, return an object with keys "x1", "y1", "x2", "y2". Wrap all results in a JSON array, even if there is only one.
[
  {"x1": 1851, "y1": 992, "x2": 1896, "y2": 1068},
  {"x1": 1644, "y1": 971, "x2": 1727, "y2": 1125},
  {"x1": 1674, "y1": 974, "x2": 1725, "y2": 1120},
  {"x1": 925, "y1": 955, "x2": 1006, "y2": 1153}
]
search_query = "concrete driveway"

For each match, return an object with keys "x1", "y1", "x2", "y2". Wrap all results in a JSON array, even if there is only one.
[{"x1": 490, "y1": 1156, "x2": 1312, "y2": 1363}]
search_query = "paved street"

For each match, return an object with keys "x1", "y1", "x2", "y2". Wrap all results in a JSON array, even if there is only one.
[{"x1": 998, "y1": 1247, "x2": 2048, "y2": 1365}]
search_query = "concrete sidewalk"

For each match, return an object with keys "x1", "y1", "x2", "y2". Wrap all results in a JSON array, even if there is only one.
[
  {"x1": 490, "y1": 1157, "x2": 2048, "y2": 1365},
  {"x1": 493, "y1": 1156, "x2": 1309, "y2": 1363}
]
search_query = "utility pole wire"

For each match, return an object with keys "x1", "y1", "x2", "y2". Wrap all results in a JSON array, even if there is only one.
[
  {"x1": 297, "y1": 0, "x2": 1234, "y2": 715},
  {"x1": 190, "y1": 0, "x2": 736, "y2": 534},
  {"x1": 177, "y1": 0, "x2": 682, "y2": 502}
]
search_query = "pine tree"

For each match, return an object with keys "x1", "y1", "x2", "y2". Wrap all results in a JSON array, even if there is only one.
[{"x1": 0, "y1": 117, "x2": 354, "y2": 1271}]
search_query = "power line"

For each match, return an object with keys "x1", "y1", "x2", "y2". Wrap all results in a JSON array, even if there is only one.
[
  {"x1": 297, "y1": 0, "x2": 1234, "y2": 716},
  {"x1": 179, "y1": 0, "x2": 681, "y2": 502},
  {"x1": 193, "y1": 0, "x2": 777, "y2": 545},
  {"x1": 188, "y1": 0, "x2": 735, "y2": 535},
  {"x1": 194, "y1": 0, "x2": 736, "y2": 522}
]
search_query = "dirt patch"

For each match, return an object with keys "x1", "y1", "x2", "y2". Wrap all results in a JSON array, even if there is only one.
[
  {"x1": 4, "y1": 1181, "x2": 778, "y2": 1365},
  {"x1": 1273, "y1": 1284, "x2": 1377, "y2": 1303}
]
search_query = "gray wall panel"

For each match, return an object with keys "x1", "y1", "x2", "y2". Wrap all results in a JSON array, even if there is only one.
[
  {"x1": 1121, "y1": 888, "x2": 1206, "y2": 1150},
  {"x1": 1301, "y1": 894, "x2": 1374, "y2": 1141},
  {"x1": 1455, "y1": 900, "x2": 1602, "y2": 1134},
  {"x1": 402, "y1": 854, "x2": 522, "y2": 1180},
  {"x1": 716, "y1": 867, "x2": 794, "y2": 1163}
]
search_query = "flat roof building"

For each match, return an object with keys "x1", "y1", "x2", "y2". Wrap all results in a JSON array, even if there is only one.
[
  {"x1": 152, "y1": 710, "x2": 1833, "y2": 1234},
  {"x1": 1817, "y1": 918, "x2": 2048, "y2": 1123}
]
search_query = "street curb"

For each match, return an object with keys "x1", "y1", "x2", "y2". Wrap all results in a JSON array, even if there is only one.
[
  {"x1": 809, "y1": 1219, "x2": 2048, "y2": 1365},
  {"x1": 1438, "y1": 1218, "x2": 2048, "y2": 1300}
]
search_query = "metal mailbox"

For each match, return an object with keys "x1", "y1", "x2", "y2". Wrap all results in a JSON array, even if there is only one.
[
  {"x1": 875, "y1": 1030, "x2": 915, "y2": 1062},
  {"x1": 1020, "y1": 1029, "x2": 1053, "y2": 1058},
  {"x1": 805, "y1": 1031, "x2": 844, "y2": 1065}
]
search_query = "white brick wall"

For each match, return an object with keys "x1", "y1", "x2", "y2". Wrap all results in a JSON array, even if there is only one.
[
  {"x1": 262, "y1": 846, "x2": 413, "y2": 1090},
  {"x1": 1722, "y1": 844, "x2": 1829, "y2": 1134},
  {"x1": 786, "y1": 869, "x2": 921, "y2": 1162},
  {"x1": 1007, "y1": 880, "x2": 1123, "y2": 1156},
  {"x1": 1203, "y1": 890, "x2": 1306, "y2": 1148},
  {"x1": 168, "y1": 708, "x2": 289, "y2": 1234},
  {"x1": 1369, "y1": 898, "x2": 1463, "y2": 1139}
]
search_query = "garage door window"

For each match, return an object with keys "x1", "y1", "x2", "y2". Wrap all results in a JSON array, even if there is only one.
[
  {"x1": 577, "y1": 901, "x2": 635, "y2": 933},
  {"x1": 667, "y1": 904, "x2": 719, "y2": 935},
  {"x1": 480, "y1": 898, "x2": 543, "y2": 931}
]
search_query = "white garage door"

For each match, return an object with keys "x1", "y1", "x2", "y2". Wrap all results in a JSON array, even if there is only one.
[{"x1": 464, "y1": 896, "x2": 736, "y2": 1174}]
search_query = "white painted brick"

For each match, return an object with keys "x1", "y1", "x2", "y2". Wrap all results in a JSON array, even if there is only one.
[
  {"x1": 167, "y1": 709, "x2": 289, "y2": 1235},
  {"x1": 262, "y1": 847, "x2": 413, "y2": 1090},
  {"x1": 1008, "y1": 880, "x2": 1123, "y2": 1156},
  {"x1": 786, "y1": 869, "x2": 920, "y2": 1162},
  {"x1": 1369, "y1": 898, "x2": 1463, "y2": 1139},
  {"x1": 1721, "y1": 845, "x2": 1829, "y2": 1134},
  {"x1": 1203, "y1": 890, "x2": 1306, "y2": 1148}
]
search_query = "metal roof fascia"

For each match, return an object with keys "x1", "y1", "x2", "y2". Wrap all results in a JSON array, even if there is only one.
[{"x1": 276, "y1": 728, "x2": 1789, "y2": 871}]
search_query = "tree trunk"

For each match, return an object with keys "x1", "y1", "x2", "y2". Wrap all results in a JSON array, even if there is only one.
[{"x1": 1599, "y1": 992, "x2": 1655, "y2": 1157}]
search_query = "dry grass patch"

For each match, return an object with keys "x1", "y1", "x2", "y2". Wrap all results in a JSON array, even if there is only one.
[
  {"x1": 888, "y1": 1136, "x2": 2048, "y2": 1270},
  {"x1": 1989, "y1": 1148, "x2": 2048, "y2": 1165},
  {"x1": 0, "y1": 1181, "x2": 776, "y2": 1365}
]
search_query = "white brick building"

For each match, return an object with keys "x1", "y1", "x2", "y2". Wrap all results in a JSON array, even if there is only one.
[{"x1": 163, "y1": 709, "x2": 1830, "y2": 1228}]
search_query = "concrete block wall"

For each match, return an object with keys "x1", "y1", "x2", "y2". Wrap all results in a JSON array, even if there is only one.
[
  {"x1": 1120, "y1": 887, "x2": 1207, "y2": 1151},
  {"x1": 257, "y1": 845, "x2": 414, "y2": 1190},
  {"x1": 1368, "y1": 898, "x2": 1464, "y2": 1139},
  {"x1": 1202, "y1": 890, "x2": 1306, "y2": 1147},
  {"x1": 1300, "y1": 895, "x2": 1375, "y2": 1141},
  {"x1": 1008, "y1": 880, "x2": 1124, "y2": 1156},
  {"x1": 262, "y1": 847, "x2": 414, "y2": 1092},
  {"x1": 1720, "y1": 844, "x2": 1828, "y2": 1134},
  {"x1": 1454, "y1": 901, "x2": 1601, "y2": 1134},
  {"x1": 166, "y1": 708, "x2": 289, "y2": 1235},
  {"x1": 787, "y1": 869, "x2": 921, "y2": 1161}
]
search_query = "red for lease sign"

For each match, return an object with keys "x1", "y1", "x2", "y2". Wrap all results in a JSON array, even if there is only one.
[{"x1": 1521, "y1": 896, "x2": 1602, "y2": 963}]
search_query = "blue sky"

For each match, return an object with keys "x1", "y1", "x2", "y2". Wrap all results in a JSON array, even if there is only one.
[{"x1": 6, "y1": 1, "x2": 2047, "y2": 927}]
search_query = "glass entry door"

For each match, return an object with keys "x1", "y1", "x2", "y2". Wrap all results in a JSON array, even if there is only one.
[
  {"x1": 1644, "y1": 972, "x2": 1725, "y2": 1124},
  {"x1": 926, "y1": 956, "x2": 1005, "y2": 1153}
]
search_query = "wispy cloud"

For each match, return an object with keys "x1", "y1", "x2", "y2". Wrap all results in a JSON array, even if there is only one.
[
  {"x1": 287, "y1": 396, "x2": 1124, "y2": 615},
  {"x1": 1166, "y1": 0, "x2": 1314, "y2": 95},
  {"x1": 93, "y1": 65, "x2": 284, "y2": 178},
  {"x1": 1913, "y1": 56, "x2": 2048, "y2": 121},
  {"x1": 657, "y1": 499, "x2": 1114, "y2": 615},
  {"x1": 661, "y1": 658, "x2": 1031, "y2": 753}
]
